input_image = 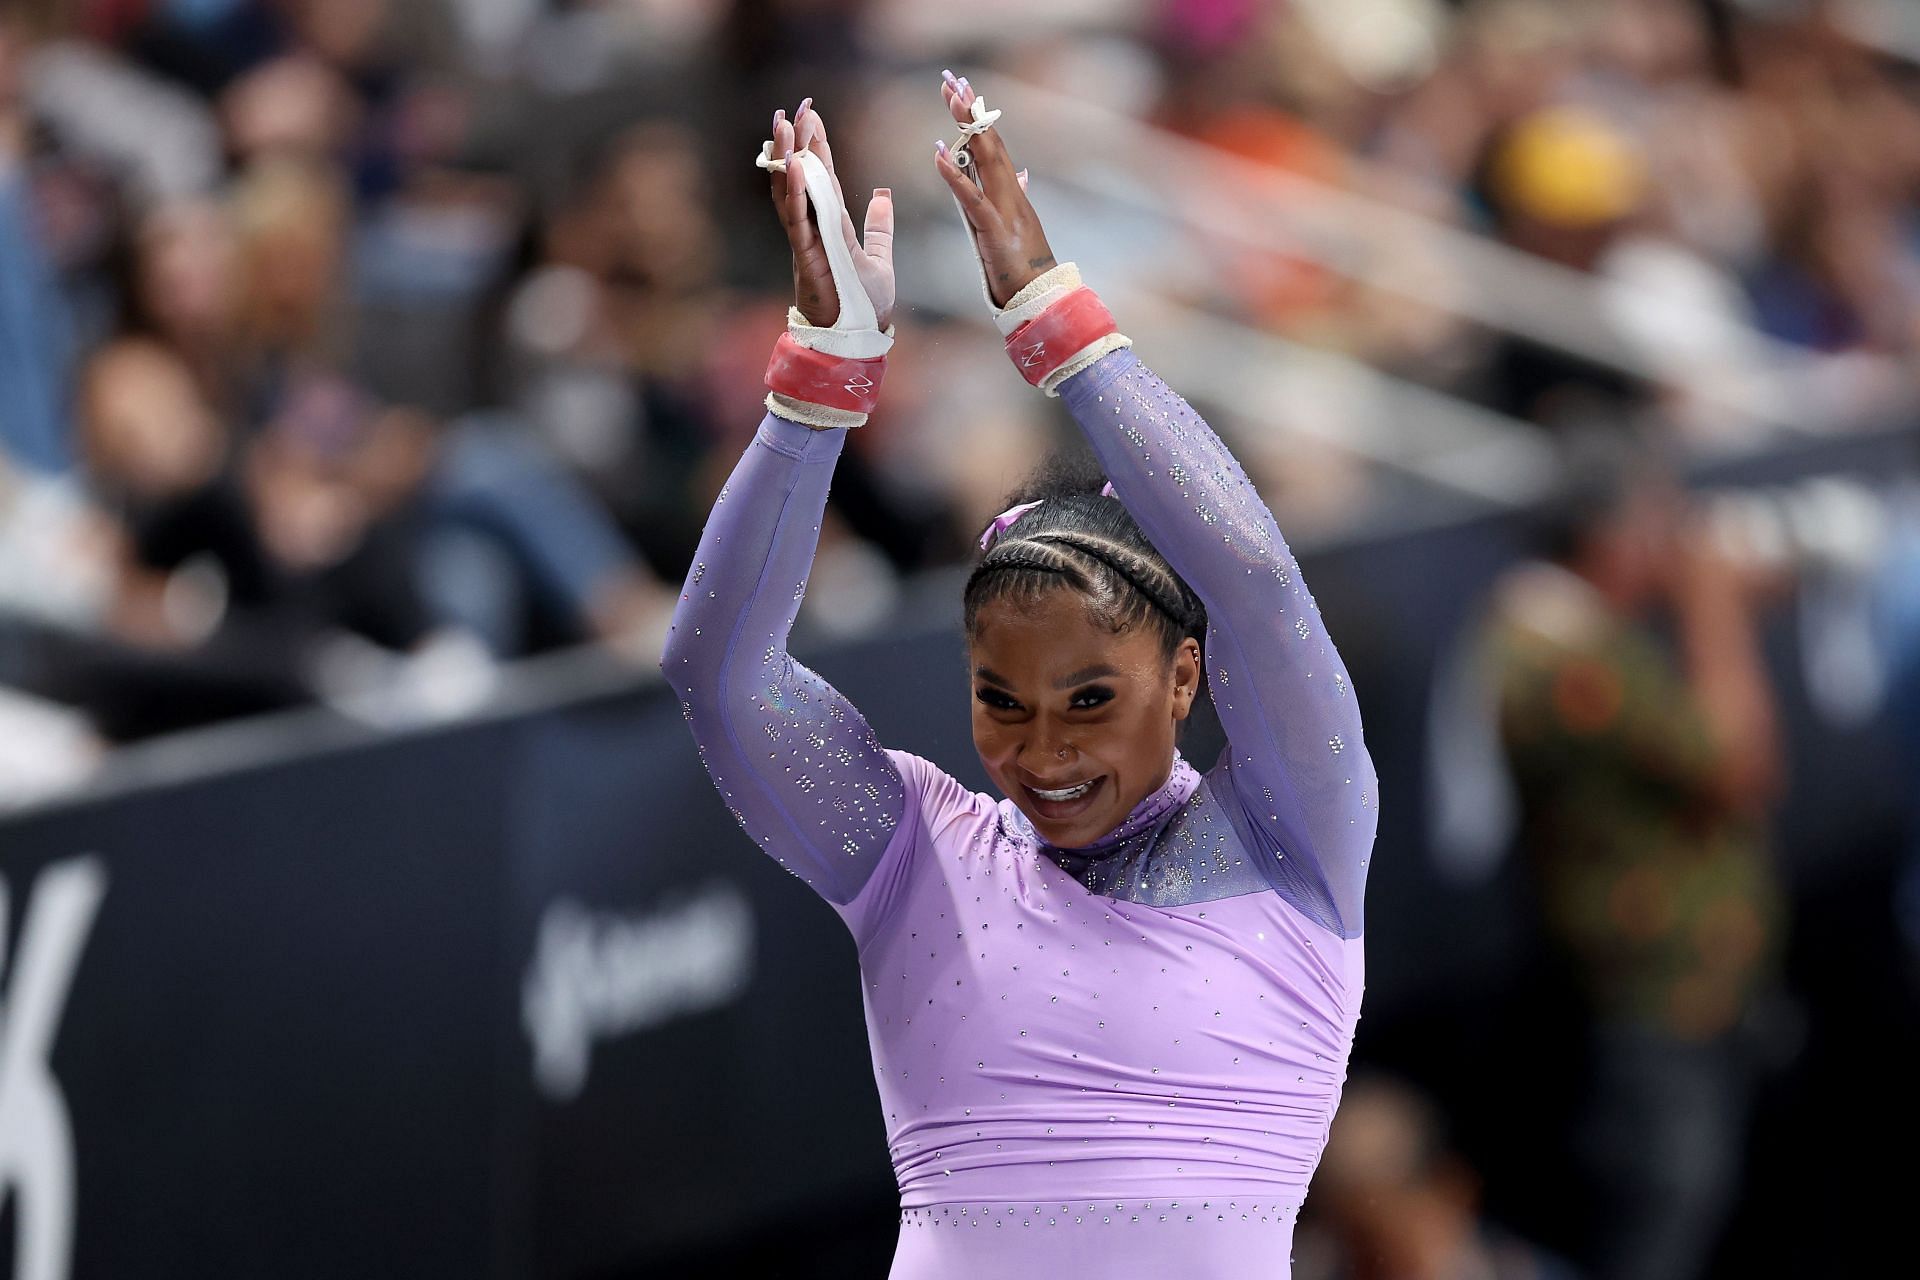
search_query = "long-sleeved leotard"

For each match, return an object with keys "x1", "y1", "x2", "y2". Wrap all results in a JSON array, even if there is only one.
[{"x1": 662, "y1": 348, "x2": 1377, "y2": 1279}]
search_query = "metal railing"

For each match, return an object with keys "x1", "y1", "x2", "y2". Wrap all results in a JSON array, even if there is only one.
[{"x1": 896, "y1": 73, "x2": 1909, "y2": 456}]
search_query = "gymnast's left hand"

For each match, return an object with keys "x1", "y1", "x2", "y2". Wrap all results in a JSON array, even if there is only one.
[{"x1": 933, "y1": 73, "x2": 1058, "y2": 307}]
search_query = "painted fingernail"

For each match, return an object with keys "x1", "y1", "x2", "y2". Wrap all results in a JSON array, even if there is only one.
[
  {"x1": 875, "y1": 187, "x2": 891, "y2": 198},
  {"x1": 773, "y1": 109, "x2": 784, "y2": 130},
  {"x1": 958, "y1": 76, "x2": 971, "y2": 90},
  {"x1": 942, "y1": 69, "x2": 958, "y2": 85},
  {"x1": 935, "y1": 139, "x2": 948, "y2": 157},
  {"x1": 1018, "y1": 168, "x2": 1029, "y2": 184},
  {"x1": 798, "y1": 96, "x2": 813, "y2": 117}
]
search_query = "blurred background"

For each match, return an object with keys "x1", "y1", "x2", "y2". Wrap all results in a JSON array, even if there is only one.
[{"x1": 1, "y1": 0, "x2": 1917, "y2": 1276}]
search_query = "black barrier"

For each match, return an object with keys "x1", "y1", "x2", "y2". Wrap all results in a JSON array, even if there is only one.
[
  {"x1": 0, "y1": 623, "x2": 1034, "y2": 1278},
  {"x1": 0, "y1": 719, "x2": 516, "y2": 1277},
  {"x1": 504, "y1": 691, "x2": 894, "y2": 1276},
  {"x1": 2, "y1": 424, "x2": 1915, "y2": 1277}
]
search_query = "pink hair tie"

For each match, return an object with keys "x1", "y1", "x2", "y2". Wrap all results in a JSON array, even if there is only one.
[
  {"x1": 977, "y1": 484, "x2": 1121, "y2": 551},
  {"x1": 978, "y1": 499, "x2": 1044, "y2": 551}
]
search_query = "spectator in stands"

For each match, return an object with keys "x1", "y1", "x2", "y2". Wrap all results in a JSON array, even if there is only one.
[
  {"x1": 1485, "y1": 431, "x2": 1787, "y2": 1280},
  {"x1": 121, "y1": 197, "x2": 244, "y2": 409},
  {"x1": 499, "y1": 122, "x2": 727, "y2": 573},
  {"x1": 230, "y1": 154, "x2": 354, "y2": 388},
  {"x1": 1298, "y1": 1074, "x2": 1575, "y2": 1280},
  {"x1": 1, "y1": 0, "x2": 1915, "y2": 757},
  {"x1": 78, "y1": 336, "x2": 260, "y2": 648},
  {"x1": 56, "y1": 344, "x2": 428, "y2": 737}
]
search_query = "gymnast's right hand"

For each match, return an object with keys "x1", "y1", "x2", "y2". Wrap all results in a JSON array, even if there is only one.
[{"x1": 768, "y1": 99, "x2": 895, "y2": 331}]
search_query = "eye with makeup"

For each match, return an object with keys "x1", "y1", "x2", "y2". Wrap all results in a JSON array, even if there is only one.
[
  {"x1": 974, "y1": 684, "x2": 1115, "y2": 714},
  {"x1": 1067, "y1": 685, "x2": 1115, "y2": 711},
  {"x1": 976, "y1": 686, "x2": 1021, "y2": 711}
]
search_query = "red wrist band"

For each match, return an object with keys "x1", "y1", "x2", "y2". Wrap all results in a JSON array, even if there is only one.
[
  {"x1": 765, "y1": 333, "x2": 887, "y2": 414},
  {"x1": 1003, "y1": 288, "x2": 1118, "y2": 387}
]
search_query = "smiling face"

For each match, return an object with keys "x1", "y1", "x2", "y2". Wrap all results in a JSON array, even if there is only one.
[{"x1": 969, "y1": 586, "x2": 1201, "y2": 849}]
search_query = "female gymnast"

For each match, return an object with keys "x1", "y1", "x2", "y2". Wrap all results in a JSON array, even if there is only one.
[{"x1": 661, "y1": 74, "x2": 1377, "y2": 1278}]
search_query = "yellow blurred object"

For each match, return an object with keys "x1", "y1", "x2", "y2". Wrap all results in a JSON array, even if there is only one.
[{"x1": 1492, "y1": 106, "x2": 1648, "y2": 228}]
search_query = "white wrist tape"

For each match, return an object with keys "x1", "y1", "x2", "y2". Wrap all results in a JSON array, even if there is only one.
[
  {"x1": 765, "y1": 391, "x2": 869, "y2": 431},
  {"x1": 994, "y1": 261, "x2": 1082, "y2": 337},
  {"x1": 1038, "y1": 333, "x2": 1130, "y2": 395}
]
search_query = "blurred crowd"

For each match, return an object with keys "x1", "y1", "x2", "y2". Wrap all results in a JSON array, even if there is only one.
[
  {"x1": 1, "y1": 1, "x2": 1919, "y2": 1275},
  {"x1": 1154, "y1": 0, "x2": 1920, "y2": 441},
  {"x1": 1, "y1": 0, "x2": 1917, "y2": 740}
]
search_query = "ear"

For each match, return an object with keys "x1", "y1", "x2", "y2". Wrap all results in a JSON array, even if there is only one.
[{"x1": 1170, "y1": 636, "x2": 1202, "y2": 721}]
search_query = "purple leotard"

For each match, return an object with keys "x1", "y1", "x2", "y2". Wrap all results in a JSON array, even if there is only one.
[{"x1": 663, "y1": 348, "x2": 1377, "y2": 1278}]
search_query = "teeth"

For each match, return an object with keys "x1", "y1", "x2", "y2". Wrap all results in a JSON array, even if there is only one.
[{"x1": 1031, "y1": 780, "x2": 1093, "y2": 802}]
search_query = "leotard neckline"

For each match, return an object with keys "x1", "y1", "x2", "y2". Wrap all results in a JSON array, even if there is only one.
[{"x1": 997, "y1": 750, "x2": 1202, "y2": 858}]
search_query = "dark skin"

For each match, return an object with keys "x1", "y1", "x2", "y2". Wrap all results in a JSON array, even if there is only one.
[
  {"x1": 769, "y1": 78, "x2": 1194, "y2": 848},
  {"x1": 973, "y1": 589, "x2": 1202, "y2": 849},
  {"x1": 931, "y1": 73, "x2": 1058, "y2": 306},
  {"x1": 768, "y1": 77, "x2": 1056, "y2": 322}
]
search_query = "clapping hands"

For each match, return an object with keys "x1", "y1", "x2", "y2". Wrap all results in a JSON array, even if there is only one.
[{"x1": 764, "y1": 74, "x2": 1061, "y2": 330}]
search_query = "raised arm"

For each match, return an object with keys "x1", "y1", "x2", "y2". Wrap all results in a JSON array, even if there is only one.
[
  {"x1": 661, "y1": 102, "x2": 906, "y2": 907},
  {"x1": 933, "y1": 74, "x2": 1375, "y2": 935},
  {"x1": 1060, "y1": 352, "x2": 1375, "y2": 933}
]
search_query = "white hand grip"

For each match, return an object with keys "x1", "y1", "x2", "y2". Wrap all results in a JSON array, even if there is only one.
[{"x1": 756, "y1": 143, "x2": 877, "y2": 334}]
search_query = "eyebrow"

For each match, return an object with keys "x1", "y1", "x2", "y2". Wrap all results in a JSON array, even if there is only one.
[{"x1": 974, "y1": 664, "x2": 1119, "y2": 691}]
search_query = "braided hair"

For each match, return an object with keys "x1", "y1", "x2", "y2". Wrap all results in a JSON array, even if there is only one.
[{"x1": 964, "y1": 452, "x2": 1206, "y2": 661}]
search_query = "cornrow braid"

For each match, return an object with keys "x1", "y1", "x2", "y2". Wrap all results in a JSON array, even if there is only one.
[
  {"x1": 963, "y1": 450, "x2": 1207, "y2": 662},
  {"x1": 1026, "y1": 531, "x2": 1197, "y2": 633},
  {"x1": 972, "y1": 540, "x2": 1090, "y2": 591}
]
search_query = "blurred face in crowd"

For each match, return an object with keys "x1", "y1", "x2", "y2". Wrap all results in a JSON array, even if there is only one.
[
  {"x1": 1314, "y1": 1079, "x2": 1482, "y2": 1270},
  {"x1": 1595, "y1": 0, "x2": 1712, "y2": 84},
  {"x1": 292, "y1": 0, "x2": 390, "y2": 70},
  {"x1": 969, "y1": 586, "x2": 1200, "y2": 848},
  {"x1": 248, "y1": 431, "x2": 373, "y2": 574},
  {"x1": 246, "y1": 383, "x2": 429, "y2": 573},
  {"x1": 602, "y1": 126, "x2": 719, "y2": 294},
  {"x1": 1579, "y1": 477, "x2": 1682, "y2": 610},
  {"x1": 79, "y1": 340, "x2": 224, "y2": 501},
  {"x1": 222, "y1": 55, "x2": 361, "y2": 163},
  {"x1": 138, "y1": 200, "x2": 241, "y2": 344},
  {"x1": 233, "y1": 158, "x2": 349, "y2": 347}
]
